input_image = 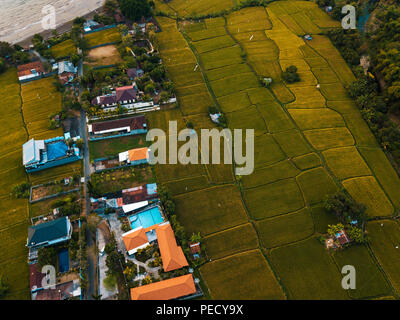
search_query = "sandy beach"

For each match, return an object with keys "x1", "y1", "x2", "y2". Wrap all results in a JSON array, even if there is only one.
[{"x1": 0, "y1": 0, "x2": 105, "y2": 45}]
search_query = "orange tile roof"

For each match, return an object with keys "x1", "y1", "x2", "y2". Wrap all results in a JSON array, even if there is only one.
[
  {"x1": 156, "y1": 222, "x2": 188, "y2": 272},
  {"x1": 122, "y1": 227, "x2": 149, "y2": 253},
  {"x1": 130, "y1": 274, "x2": 196, "y2": 300},
  {"x1": 128, "y1": 147, "x2": 148, "y2": 162}
]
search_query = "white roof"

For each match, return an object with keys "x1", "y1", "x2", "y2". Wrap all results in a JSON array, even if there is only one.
[
  {"x1": 122, "y1": 201, "x2": 148, "y2": 213},
  {"x1": 119, "y1": 151, "x2": 129, "y2": 162}
]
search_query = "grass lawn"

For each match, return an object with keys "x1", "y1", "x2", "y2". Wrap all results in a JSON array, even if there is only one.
[
  {"x1": 91, "y1": 166, "x2": 155, "y2": 195},
  {"x1": 89, "y1": 134, "x2": 148, "y2": 161},
  {"x1": 200, "y1": 250, "x2": 285, "y2": 300},
  {"x1": 51, "y1": 39, "x2": 76, "y2": 59},
  {"x1": 85, "y1": 27, "x2": 122, "y2": 48}
]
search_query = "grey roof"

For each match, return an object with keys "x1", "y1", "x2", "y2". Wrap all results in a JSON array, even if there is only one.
[
  {"x1": 58, "y1": 61, "x2": 77, "y2": 75},
  {"x1": 23, "y1": 139, "x2": 44, "y2": 166}
]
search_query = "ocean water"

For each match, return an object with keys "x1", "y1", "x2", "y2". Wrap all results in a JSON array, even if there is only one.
[{"x1": 0, "y1": 0, "x2": 104, "y2": 43}]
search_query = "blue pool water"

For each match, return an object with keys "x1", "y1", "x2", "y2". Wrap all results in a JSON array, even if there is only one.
[
  {"x1": 58, "y1": 249, "x2": 70, "y2": 273},
  {"x1": 129, "y1": 206, "x2": 164, "y2": 230}
]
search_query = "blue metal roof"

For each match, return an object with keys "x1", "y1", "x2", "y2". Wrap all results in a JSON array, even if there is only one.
[{"x1": 27, "y1": 217, "x2": 70, "y2": 247}]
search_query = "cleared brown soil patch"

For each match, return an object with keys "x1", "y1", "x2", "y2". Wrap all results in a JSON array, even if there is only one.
[{"x1": 86, "y1": 45, "x2": 122, "y2": 67}]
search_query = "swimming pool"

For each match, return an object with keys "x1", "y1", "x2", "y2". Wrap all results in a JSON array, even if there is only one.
[
  {"x1": 58, "y1": 249, "x2": 70, "y2": 273},
  {"x1": 129, "y1": 206, "x2": 164, "y2": 230}
]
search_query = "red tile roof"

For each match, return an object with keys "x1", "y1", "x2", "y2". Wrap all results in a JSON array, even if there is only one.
[
  {"x1": 130, "y1": 274, "x2": 196, "y2": 300},
  {"x1": 156, "y1": 222, "x2": 188, "y2": 272},
  {"x1": 17, "y1": 61, "x2": 44, "y2": 77}
]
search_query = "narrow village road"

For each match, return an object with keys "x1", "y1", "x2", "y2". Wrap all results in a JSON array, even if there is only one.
[{"x1": 78, "y1": 59, "x2": 96, "y2": 300}]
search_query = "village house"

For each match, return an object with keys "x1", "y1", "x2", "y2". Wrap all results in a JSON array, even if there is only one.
[
  {"x1": 17, "y1": 61, "x2": 45, "y2": 83},
  {"x1": 53, "y1": 60, "x2": 78, "y2": 85},
  {"x1": 118, "y1": 147, "x2": 149, "y2": 166},
  {"x1": 27, "y1": 217, "x2": 72, "y2": 250},
  {"x1": 22, "y1": 133, "x2": 81, "y2": 173},
  {"x1": 130, "y1": 274, "x2": 197, "y2": 300},
  {"x1": 156, "y1": 222, "x2": 188, "y2": 272},
  {"x1": 88, "y1": 115, "x2": 147, "y2": 141},
  {"x1": 126, "y1": 67, "x2": 144, "y2": 80},
  {"x1": 91, "y1": 84, "x2": 141, "y2": 110}
]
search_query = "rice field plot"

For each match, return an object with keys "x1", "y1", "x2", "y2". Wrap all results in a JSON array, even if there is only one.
[
  {"x1": 85, "y1": 27, "x2": 121, "y2": 48},
  {"x1": 256, "y1": 208, "x2": 314, "y2": 248},
  {"x1": 359, "y1": 147, "x2": 400, "y2": 209},
  {"x1": 0, "y1": 196, "x2": 28, "y2": 228},
  {"x1": 200, "y1": 250, "x2": 285, "y2": 300},
  {"x1": 333, "y1": 245, "x2": 392, "y2": 299},
  {"x1": 175, "y1": 83, "x2": 209, "y2": 97},
  {"x1": 367, "y1": 220, "x2": 400, "y2": 295},
  {"x1": 0, "y1": 256, "x2": 29, "y2": 300},
  {"x1": 192, "y1": 35, "x2": 236, "y2": 54},
  {"x1": 311, "y1": 67, "x2": 340, "y2": 84},
  {"x1": 162, "y1": 175, "x2": 209, "y2": 196},
  {"x1": 164, "y1": 0, "x2": 235, "y2": 17},
  {"x1": 241, "y1": 40, "x2": 277, "y2": 61},
  {"x1": 0, "y1": 69, "x2": 29, "y2": 299},
  {"x1": 199, "y1": 46, "x2": 243, "y2": 70},
  {"x1": 241, "y1": 160, "x2": 300, "y2": 189},
  {"x1": 174, "y1": 185, "x2": 248, "y2": 236},
  {"x1": 287, "y1": 86, "x2": 326, "y2": 108},
  {"x1": 288, "y1": 108, "x2": 344, "y2": 130},
  {"x1": 217, "y1": 91, "x2": 252, "y2": 113},
  {"x1": 179, "y1": 92, "x2": 213, "y2": 115},
  {"x1": 210, "y1": 73, "x2": 259, "y2": 97},
  {"x1": 166, "y1": 63, "x2": 204, "y2": 87},
  {"x1": 342, "y1": 176, "x2": 394, "y2": 217},
  {"x1": 269, "y1": 237, "x2": 348, "y2": 300},
  {"x1": 226, "y1": 105, "x2": 268, "y2": 137},
  {"x1": 327, "y1": 100, "x2": 358, "y2": 114},
  {"x1": 162, "y1": 48, "x2": 197, "y2": 67},
  {"x1": 341, "y1": 113, "x2": 379, "y2": 147},
  {"x1": 296, "y1": 167, "x2": 338, "y2": 205},
  {"x1": 146, "y1": 108, "x2": 186, "y2": 133},
  {"x1": 258, "y1": 102, "x2": 295, "y2": 133},
  {"x1": 227, "y1": 7, "x2": 272, "y2": 34},
  {"x1": 243, "y1": 178, "x2": 304, "y2": 220},
  {"x1": 186, "y1": 27, "x2": 227, "y2": 42},
  {"x1": 246, "y1": 87, "x2": 275, "y2": 104},
  {"x1": 310, "y1": 205, "x2": 339, "y2": 234},
  {"x1": 322, "y1": 146, "x2": 371, "y2": 180},
  {"x1": 204, "y1": 223, "x2": 259, "y2": 260},
  {"x1": 251, "y1": 134, "x2": 287, "y2": 169},
  {"x1": 270, "y1": 82, "x2": 296, "y2": 104},
  {"x1": 0, "y1": 166, "x2": 28, "y2": 195},
  {"x1": 206, "y1": 63, "x2": 252, "y2": 81},
  {"x1": 292, "y1": 152, "x2": 321, "y2": 170},
  {"x1": 273, "y1": 129, "x2": 312, "y2": 158},
  {"x1": 303, "y1": 127, "x2": 354, "y2": 150},
  {"x1": 320, "y1": 83, "x2": 350, "y2": 101},
  {"x1": 51, "y1": 39, "x2": 76, "y2": 59}
]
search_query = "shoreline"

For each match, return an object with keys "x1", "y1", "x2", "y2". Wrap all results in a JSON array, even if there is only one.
[{"x1": 16, "y1": 8, "x2": 102, "y2": 48}]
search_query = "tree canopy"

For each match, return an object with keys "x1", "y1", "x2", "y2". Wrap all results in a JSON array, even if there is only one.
[{"x1": 119, "y1": 0, "x2": 152, "y2": 21}]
